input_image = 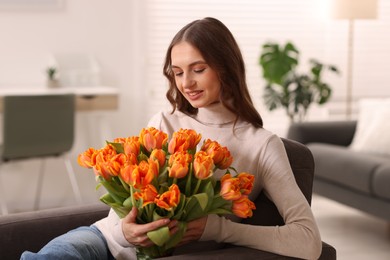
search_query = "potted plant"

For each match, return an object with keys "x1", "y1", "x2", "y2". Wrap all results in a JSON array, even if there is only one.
[
  {"x1": 259, "y1": 42, "x2": 339, "y2": 122},
  {"x1": 46, "y1": 66, "x2": 60, "y2": 88}
]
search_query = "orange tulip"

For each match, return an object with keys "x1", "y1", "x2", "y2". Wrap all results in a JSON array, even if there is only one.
[
  {"x1": 220, "y1": 173, "x2": 241, "y2": 200},
  {"x1": 94, "y1": 152, "x2": 113, "y2": 180},
  {"x1": 168, "y1": 128, "x2": 202, "y2": 154},
  {"x1": 237, "y1": 172, "x2": 255, "y2": 195},
  {"x1": 91, "y1": 145, "x2": 120, "y2": 180},
  {"x1": 201, "y1": 139, "x2": 233, "y2": 169},
  {"x1": 78, "y1": 148, "x2": 98, "y2": 168},
  {"x1": 150, "y1": 149, "x2": 166, "y2": 168},
  {"x1": 106, "y1": 153, "x2": 128, "y2": 177},
  {"x1": 155, "y1": 184, "x2": 180, "y2": 211},
  {"x1": 168, "y1": 151, "x2": 192, "y2": 179},
  {"x1": 232, "y1": 195, "x2": 256, "y2": 218},
  {"x1": 123, "y1": 136, "x2": 141, "y2": 156},
  {"x1": 134, "y1": 184, "x2": 158, "y2": 207},
  {"x1": 193, "y1": 151, "x2": 214, "y2": 180},
  {"x1": 120, "y1": 159, "x2": 158, "y2": 189},
  {"x1": 139, "y1": 127, "x2": 168, "y2": 152}
]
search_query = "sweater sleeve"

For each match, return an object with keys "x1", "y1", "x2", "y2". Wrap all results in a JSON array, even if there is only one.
[
  {"x1": 94, "y1": 209, "x2": 138, "y2": 260},
  {"x1": 200, "y1": 135, "x2": 322, "y2": 260}
]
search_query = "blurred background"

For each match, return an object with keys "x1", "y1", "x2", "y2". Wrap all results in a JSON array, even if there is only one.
[{"x1": 0, "y1": 1, "x2": 389, "y2": 258}]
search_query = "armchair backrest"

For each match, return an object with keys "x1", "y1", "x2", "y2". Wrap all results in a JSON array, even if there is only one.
[
  {"x1": 242, "y1": 138, "x2": 314, "y2": 226},
  {"x1": 1, "y1": 94, "x2": 75, "y2": 161}
]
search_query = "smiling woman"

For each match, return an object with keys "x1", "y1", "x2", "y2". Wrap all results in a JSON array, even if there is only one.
[
  {"x1": 170, "y1": 42, "x2": 221, "y2": 109},
  {"x1": 145, "y1": 0, "x2": 390, "y2": 136}
]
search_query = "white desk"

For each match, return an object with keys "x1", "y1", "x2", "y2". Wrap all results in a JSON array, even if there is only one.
[{"x1": 0, "y1": 86, "x2": 119, "y2": 112}]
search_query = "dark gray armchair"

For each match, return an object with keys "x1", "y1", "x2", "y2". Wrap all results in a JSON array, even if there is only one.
[{"x1": 0, "y1": 138, "x2": 336, "y2": 259}]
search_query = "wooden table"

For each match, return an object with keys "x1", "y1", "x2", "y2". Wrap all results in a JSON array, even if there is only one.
[{"x1": 0, "y1": 86, "x2": 119, "y2": 112}]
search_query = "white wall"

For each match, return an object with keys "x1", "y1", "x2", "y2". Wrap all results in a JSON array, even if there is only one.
[
  {"x1": 1, "y1": 0, "x2": 389, "y2": 214},
  {"x1": 0, "y1": 0, "x2": 147, "y2": 213}
]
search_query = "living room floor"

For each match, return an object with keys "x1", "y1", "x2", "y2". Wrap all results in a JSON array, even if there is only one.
[{"x1": 311, "y1": 194, "x2": 390, "y2": 260}]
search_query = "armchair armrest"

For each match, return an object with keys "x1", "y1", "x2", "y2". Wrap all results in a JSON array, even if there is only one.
[
  {"x1": 0, "y1": 203, "x2": 110, "y2": 260},
  {"x1": 164, "y1": 242, "x2": 336, "y2": 260},
  {"x1": 287, "y1": 121, "x2": 357, "y2": 147}
]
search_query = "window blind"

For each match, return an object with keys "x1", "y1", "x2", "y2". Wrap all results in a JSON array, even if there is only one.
[{"x1": 143, "y1": 0, "x2": 390, "y2": 136}]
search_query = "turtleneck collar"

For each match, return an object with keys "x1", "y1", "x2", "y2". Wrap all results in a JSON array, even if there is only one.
[{"x1": 193, "y1": 102, "x2": 237, "y2": 126}]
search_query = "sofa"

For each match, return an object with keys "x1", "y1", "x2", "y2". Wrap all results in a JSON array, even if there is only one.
[
  {"x1": 0, "y1": 138, "x2": 336, "y2": 260},
  {"x1": 287, "y1": 120, "x2": 390, "y2": 221}
]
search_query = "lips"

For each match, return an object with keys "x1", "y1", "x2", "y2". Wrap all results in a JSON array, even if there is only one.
[{"x1": 186, "y1": 90, "x2": 203, "y2": 100}]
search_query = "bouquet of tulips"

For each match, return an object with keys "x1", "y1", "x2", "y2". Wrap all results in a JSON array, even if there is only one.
[{"x1": 78, "y1": 127, "x2": 256, "y2": 259}]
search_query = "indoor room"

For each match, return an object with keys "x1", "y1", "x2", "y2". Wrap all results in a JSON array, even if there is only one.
[{"x1": 0, "y1": 0, "x2": 389, "y2": 259}]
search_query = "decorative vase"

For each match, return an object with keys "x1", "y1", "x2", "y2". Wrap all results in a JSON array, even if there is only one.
[{"x1": 46, "y1": 79, "x2": 60, "y2": 88}]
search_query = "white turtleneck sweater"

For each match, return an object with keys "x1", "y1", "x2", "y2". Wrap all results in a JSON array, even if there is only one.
[{"x1": 94, "y1": 103, "x2": 322, "y2": 260}]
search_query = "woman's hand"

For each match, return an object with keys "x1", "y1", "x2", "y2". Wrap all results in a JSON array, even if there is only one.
[
  {"x1": 178, "y1": 216, "x2": 208, "y2": 246},
  {"x1": 122, "y1": 207, "x2": 178, "y2": 247}
]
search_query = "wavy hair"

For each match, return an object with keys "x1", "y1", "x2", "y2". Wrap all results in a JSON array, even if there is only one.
[{"x1": 163, "y1": 17, "x2": 263, "y2": 128}]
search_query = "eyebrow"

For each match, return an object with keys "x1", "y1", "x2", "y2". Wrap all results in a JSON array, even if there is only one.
[{"x1": 171, "y1": 60, "x2": 207, "y2": 69}]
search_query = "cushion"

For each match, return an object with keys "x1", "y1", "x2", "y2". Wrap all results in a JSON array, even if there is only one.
[
  {"x1": 372, "y1": 164, "x2": 390, "y2": 201},
  {"x1": 308, "y1": 143, "x2": 388, "y2": 195},
  {"x1": 350, "y1": 98, "x2": 390, "y2": 156}
]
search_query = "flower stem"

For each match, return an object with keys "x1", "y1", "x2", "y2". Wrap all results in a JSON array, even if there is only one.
[
  {"x1": 193, "y1": 179, "x2": 201, "y2": 195},
  {"x1": 130, "y1": 186, "x2": 136, "y2": 209}
]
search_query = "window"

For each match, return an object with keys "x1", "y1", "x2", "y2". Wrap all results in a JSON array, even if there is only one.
[{"x1": 143, "y1": 0, "x2": 390, "y2": 136}]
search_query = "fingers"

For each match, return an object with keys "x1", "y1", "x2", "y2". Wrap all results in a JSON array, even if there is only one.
[
  {"x1": 178, "y1": 216, "x2": 208, "y2": 246},
  {"x1": 138, "y1": 218, "x2": 171, "y2": 234},
  {"x1": 168, "y1": 219, "x2": 179, "y2": 236},
  {"x1": 123, "y1": 206, "x2": 138, "y2": 223},
  {"x1": 122, "y1": 207, "x2": 178, "y2": 247}
]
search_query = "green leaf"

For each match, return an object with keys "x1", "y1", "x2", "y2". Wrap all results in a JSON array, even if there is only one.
[
  {"x1": 106, "y1": 141, "x2": 124, "y2": 154},
  {"x1": 260, "y1": 42, "x2": 299, "y2": 85},
  {"x1": 123, "y1": 196, "x2": 133, "y2": 208},
  {"x1": 173, "y1": 193, "x2": 186, "y2": 220},
  {"x1": 183, "y1": 193, "x2": 209, "y2": 221},
  {"x1": 163, "y1": 222, "x2": 187, "y2": 250},
  {"x1": 201, "y1": 181, "x2": 214, "y2": 212},
  {"x1": 99, "y1": 178, "x2": 129, "y2": 204},
  {"x1": 100, "y1": 193, "x2": 130, "y2": 218},
  {"x1": 207, "y1": 208, "x2": 232, "y2": 216},
  {"x1": 147, "y1": 226, "x2": 170, "y2": 247},
  {"x1": 111, "y1": 205, "x2": 131, "y2": 219},
  {"x1": 209, "y1": 195, "x2": 231, "y2": 212},
  {"x1": 138, "y1": 152, "x2": 149, "y2": 162}
]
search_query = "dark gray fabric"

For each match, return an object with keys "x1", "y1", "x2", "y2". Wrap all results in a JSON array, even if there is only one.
[
  {"x1": 372, "y1": 164, "x2": 390, "y2": 200},
  {"x1": 1, "y1": 94, "x2": 75, "y2": 161},
  {"x1": 287, "y1": 120, "x2": 390, "y2": 222},
  {"x1": 287, "y1": 121, "x2": 357, "y2": 147},
  {"x1": 308, "y1": 143, "x2": 384, "y2": 195},
  {"x1": 0, "y1": 139, "x2": 335, "y2": 260},
  {"x1": 0, "y1": 204, "x2": 110, "y2": 260},
  {"x1": 314, "y1": 178, "x2": 390, "y2": 220}
]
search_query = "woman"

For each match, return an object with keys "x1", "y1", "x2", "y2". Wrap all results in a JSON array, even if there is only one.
[{"x1": 22, "y1": 17, "x2": 321, "y2": 260}]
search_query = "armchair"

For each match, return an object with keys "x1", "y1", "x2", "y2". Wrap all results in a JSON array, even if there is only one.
[{"x1": 0, "y1": 138, "x2": 336, "y2": 259}]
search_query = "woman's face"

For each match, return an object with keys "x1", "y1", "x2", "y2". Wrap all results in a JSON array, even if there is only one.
[{"x1": 171, "y1": 41, "x2": 221, "y2": 108}]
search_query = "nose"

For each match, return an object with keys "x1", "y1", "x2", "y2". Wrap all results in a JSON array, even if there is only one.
[{"x1": 181, "y1": 73, "x2": 195, "y2": 89}]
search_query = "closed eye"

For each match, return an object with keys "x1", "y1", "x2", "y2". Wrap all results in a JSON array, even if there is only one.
[{"x1": 194, "y1": 68, "x2": 206, "y2": 73}]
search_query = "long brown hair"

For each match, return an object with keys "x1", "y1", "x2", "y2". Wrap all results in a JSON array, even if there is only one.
[{"x1": 163, "y1": 17, "x2": 263, "y2": 128}]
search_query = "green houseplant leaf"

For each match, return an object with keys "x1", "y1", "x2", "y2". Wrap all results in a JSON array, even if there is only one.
[
  {"x1": 259, "y1": 41, "x2": 339, "y2": 122},
  {"x1": 260, "y1": 42, "x2": 299, "y2": 85}
]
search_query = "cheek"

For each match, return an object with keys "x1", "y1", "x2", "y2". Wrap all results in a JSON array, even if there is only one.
[{"x1": 174, "y1": 78, "x2": 183, "y2": 92}]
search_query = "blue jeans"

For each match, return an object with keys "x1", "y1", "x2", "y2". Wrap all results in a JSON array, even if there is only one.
[{"x1": 20, "y1": 225, "x2": 114, "y2": 260}]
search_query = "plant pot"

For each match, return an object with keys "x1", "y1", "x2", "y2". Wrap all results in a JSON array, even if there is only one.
[{"x1": 46, "y1": 79, "x2": 60, "y2": 88}]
